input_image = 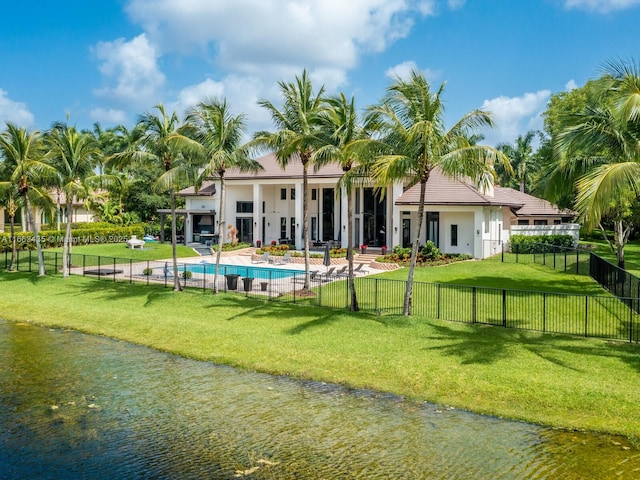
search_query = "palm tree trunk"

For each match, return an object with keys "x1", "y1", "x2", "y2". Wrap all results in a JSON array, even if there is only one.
[
  {"x1": 302, "y1": 162, "x2": 310, "y2": 291},
  {"x1": 170, "y1": 191, "x2": 182, "y2": 291},
  {"x1": 403, "y1": 179, "x2": 427, "y2": 316},
  {"x1": 614, "y1": 219, "x2": 626, "y2": 269},
  {"x1": 8, "y1": 213, "x2": 16, "y2": 271},
  {"x1": 346, "y1": 187, "x2": 358, "y2": 311},
  {"x1": 62, "y1": 198, "x2": 73, "y2": 278},
  {"x1": 23, "y1": 196, "x2": 46, "y2": 276},
  {"x1": 213, "y1": 176, "x2": 226, "y2": 294}
]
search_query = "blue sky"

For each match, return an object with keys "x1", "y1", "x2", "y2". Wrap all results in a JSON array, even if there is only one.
[{"x1": 1, "y1": 0, "x2": 639, "y2": 146}]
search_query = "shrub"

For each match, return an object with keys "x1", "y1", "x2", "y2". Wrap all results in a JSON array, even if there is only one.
[
  {"x1": 142, "y1": 267, "x2": 153, "y2": 276},
  {"x1": 420, "y1": 241, "x2": 441, "y2": 260},
  {"x1": 181, "y1": 270, "x2": 193, "y2": 279},
  {"x1": 510, "y1": 234, "x2": 575, "y2": 254}
]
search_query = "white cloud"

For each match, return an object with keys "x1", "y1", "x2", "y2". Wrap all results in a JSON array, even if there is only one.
[
  {"x1": 90, "y1": 108, "x2": 128, "y2": 124},
  {"x1": 563, "y1": 0, "x2": 640, "y2": 13},
  {"x1": 0, "y1": 88, "x2": 34, "y2": 127},
  {"x1": 565, "y1": 79, "x2": 579, "y2": 91},
  {"x1": 385, "y1": 61, "x2": 440, "y2": 83},
  {"x1": 479, "y1": 90, "x2": 551, "y2": 146},
  {"x1": 92, "y1": 34, "x2": 165, "y2": 108},
  {"x1": 171, "y1": 78, "x2": 225, "y2": 115},
  {"x1": 125, "y1": 0, "x2": 433, "y2": 72},
  {"x1": 448, "y1": 0, "x2": 466, "y2": 9}
]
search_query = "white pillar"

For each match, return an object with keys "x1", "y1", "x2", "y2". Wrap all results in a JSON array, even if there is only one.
[
  {"x1": 340, "y1": 187, "x2": 348, "y2": 248},
  {"x1": 295, "y1": 182, "x2": 303, "y2": 249},
  {"x1": 474, "y1": 208, "x2": 484, "y2": 259},
  {"x1": 253, "y1": 183, "x2": 261, "y2": 246},
  {"x1": 391, "y1": 182, "x2": 403, "y2": 248}
]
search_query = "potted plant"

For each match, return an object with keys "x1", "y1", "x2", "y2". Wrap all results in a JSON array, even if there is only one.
[
  {"x1": 360, "y1": 244, "x2": 368, "y2": 254},
  {"x1": 256, "y1": 240, "x2": 262, "y2": 248},
  {"x1": 381, "y1": 245, "x2": 388, "y2": 255}
]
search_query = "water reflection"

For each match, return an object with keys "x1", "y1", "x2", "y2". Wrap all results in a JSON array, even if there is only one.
[{"x1": 0, "y1": 319, "x2": 637, "y2": 479}]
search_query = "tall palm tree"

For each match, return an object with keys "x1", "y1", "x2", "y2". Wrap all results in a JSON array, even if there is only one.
[
  {"x1": 0, "y1": 123, "x2": 56, "y2": 276},
  {"x1": 47, "y1": 121, "x2": 101, "y2": 277},
  {"x1": 497, "y1": 130, "x2": 540, "y2": 192},
  {"x1": 173, "y1": 98, "x2": 262, "y2": 293},
  {"x1": 367, "y1": 70, "x2": 508, "y2": 316},
  {"x1": 109, "y1": 104, "x2": 194, "y2": 291},
  {"x1": 314, "y1": 93, "x2": 368, "y2": 311},
  {"x1": 254, "y1": 70, "x2": 326, "y2": 291},
  {"x1": 553, "y1": 60, "x2": 640, "y2": 268}
]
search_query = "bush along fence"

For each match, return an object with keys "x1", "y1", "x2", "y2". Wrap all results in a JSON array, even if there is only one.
[{"x1": 4, "y1": 249, "x2": 639, "y2": 343}]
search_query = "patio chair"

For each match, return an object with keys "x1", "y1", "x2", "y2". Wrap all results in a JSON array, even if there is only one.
[
  {"x1": 252, "y1": 252, "x2": 270, "y2": 264},
  {"x1": 274, "y1": 252, "x2": 292, "y2": 265},
  {"x1": 354, "y1": 263, "x2": 369, "y2": 275},
  {"x1": 291, "y1": 270, "x2": 320, "y2": 284},
  {"x1": 333, "y1": 265, "x2": 348, "y2": 278},
  {"x1": 319, "y1": 267, "x2": 336, "y2": 282}
]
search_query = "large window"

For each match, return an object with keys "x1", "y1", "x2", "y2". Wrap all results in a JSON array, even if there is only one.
[
  {"x1": 280, "y1": 217, "x2": 287, "y2": 239},
  {"x1": 280, "y1": 188, "x2": 286, "y2": 200},
  {"x1": 236, "y1": 201, "x2": 253, "y2": 213},
  {"x1": 290, "y1": 217, "x2": 296, "y2": 241},
  {"x1": 291, "y1": 188, "x2": 296, "y2": 200},
  {"x1": 534, "y1": 219, "x2": 548, "y2": 226},
  {"x1": 451, "y1": 224, "x2": 458, "y2": 246}
]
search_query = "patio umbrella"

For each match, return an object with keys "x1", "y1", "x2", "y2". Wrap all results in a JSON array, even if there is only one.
[{"x1": 323, "y1": 243, "x2": 331, "y2": 272}]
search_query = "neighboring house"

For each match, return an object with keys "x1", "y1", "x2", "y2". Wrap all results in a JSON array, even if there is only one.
[
  {"x1": 0, "y1": 190, "x2": 100, "y2": 233},
  {"x1": 175, "y1": 153, "x2": 577, "y2": 258}
]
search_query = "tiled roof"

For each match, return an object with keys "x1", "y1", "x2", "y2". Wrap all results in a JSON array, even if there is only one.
[
  {"x1": 177, "y1": 182, "x2": 216, "y2": 197},
  {"x1": 395, "y1": 168, "x2": 574, "y2": 217},
  {"x1": 224, "y1": 153, "x2": 345, "y2": 180}
]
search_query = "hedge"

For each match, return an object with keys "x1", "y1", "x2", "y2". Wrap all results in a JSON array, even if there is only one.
[
  {"x1": 509, "y1": 234, "x2": 575, "y2": 254},
  {"x1": 0, "y1": 224, "x2": 145, "y2": 252}
]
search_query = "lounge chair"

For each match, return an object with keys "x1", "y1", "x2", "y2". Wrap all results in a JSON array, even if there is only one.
[
  {"x1": 291, "y1": 270, "x2": 320, "y2": 284},
  {"x1": 319, "y1": 267, "x2": 336, "y2": 282},
  {"x1": 252, "y1": 252, "x2": 270, "y2": 264},
  {"x1": 333, "y1": 265, "x2": 348, "y2": 278},
  {"x1": 274, "y1": 252, "x2": 292, "y2": 265},
  {"x1": 354, "y1": 263, "x2": 369, "y2": 275}
]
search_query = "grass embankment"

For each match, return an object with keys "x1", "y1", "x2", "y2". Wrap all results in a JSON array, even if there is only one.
[
  {"x1": 582, "y1": 238, "x2": 640, "y2": 277},
  {"x1": 1, "y1": 268, "x2": 639, "y2": 441}
]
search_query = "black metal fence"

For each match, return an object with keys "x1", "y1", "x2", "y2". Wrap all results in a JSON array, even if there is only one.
[
  {"x1": 4, "y1": 249, "x2": 639, "y2": 343},
  {"x1": 501, "y1": 241, "x2": 591, "y2": 275}
]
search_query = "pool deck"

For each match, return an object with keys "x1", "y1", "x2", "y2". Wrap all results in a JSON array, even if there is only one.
[{"x1": 72, "y1": 252, "x2": 387, "y2": 295}]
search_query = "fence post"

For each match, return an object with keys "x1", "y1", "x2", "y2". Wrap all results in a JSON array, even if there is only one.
[
  {"x1": 543, "y1": 293, "x2": 546, "y2": 332},
  {"x1": 29, "y1": 249, "x2": 32, "y2": 272},
  {"x1": 129, "y1": 259, "x2": 133, "y2": 284},
  {"x1": 630, "y1": 303, "x2": 634, "y2": 343},
  {"x1": 472, "y1": 287, "x2": 477, "y2": 323},
  {"x1": 374, "y1": 278, "x2": 379, "y2": 315},
  {"x1": 83, "y1": 254, "x2": 86, "y2": 276},
  {"x1": 576, "y1": 249, "x2": 579, "y2": 275},
  {"x1": 585, "y1": 296, "x2": 589, "y2": 337},
  {"x1": 502, "y1": 289, "x2": 507, "y2": 327},
  {"x1": 113, "y1": 257, "x2": 117, "y2": 282},
  {"x1": 501, "y1": 243, "x2": 504, "y2": 263},
  {"x1": 55, "y1": 252, "x2": 58, "y2": 273},
  {"x1": 437, "y1": 283, "x2": 441, "y2": 319}
]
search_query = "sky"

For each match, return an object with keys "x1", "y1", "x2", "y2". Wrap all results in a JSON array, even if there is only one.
[{"x1": 1, "y1": 0, "x2": 639, "y2": 147}]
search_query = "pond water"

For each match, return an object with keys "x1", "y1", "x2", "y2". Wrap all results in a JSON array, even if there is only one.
[{"x1": 1, "y1": 319, "x2": 637, "y2": 479}]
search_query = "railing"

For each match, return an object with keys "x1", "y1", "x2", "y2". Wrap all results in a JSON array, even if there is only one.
[
  {"x1": 500, "y1": 241, "x2": 591, "y2": 275},
  {"x1": 4, "y1": 249, "x2": 639, "y2": 343}
]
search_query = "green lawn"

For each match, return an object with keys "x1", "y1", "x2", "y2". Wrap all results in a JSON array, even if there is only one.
[
  {"x1": 48, "y1": 242, "x2": 198, "y2": 261},
  {"x1": 1, "y1": 271, "x2": 639, "y2": 443},
  {"x1": 581, "y1": 238, "x2": 640, "y2": 276}
]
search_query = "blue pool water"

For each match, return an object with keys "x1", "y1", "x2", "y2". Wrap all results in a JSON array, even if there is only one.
[{"x1": 182, "y1": 263, "x2": 301, "y2": 280}]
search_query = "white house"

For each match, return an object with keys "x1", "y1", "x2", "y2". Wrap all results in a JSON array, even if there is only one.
[{"x1": 173, "y1": 153, "x2": 577, "y2": 258}]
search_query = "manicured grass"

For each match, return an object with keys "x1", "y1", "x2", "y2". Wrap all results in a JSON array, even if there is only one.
[
  {"x1": 1, "y1": 271, "x2": 639, "y2": 442},
  {"x1": 48, "y1": 242, "x2": 198, "y2": 261},
  {"x1": 582, "y1": 238, "x2": 640, "y2": 277}
]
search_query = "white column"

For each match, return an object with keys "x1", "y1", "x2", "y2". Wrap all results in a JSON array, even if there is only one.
[
  {"x1": 391, "y1": 182, "x2": 403, "y2": 248},
  {"x1": 295, "y1": 182, "x2": 303, "y2": 249},
  {"x1": 474, "y1": 208, "x2": 484, "y2": 259},
  {"x1": 253, "y1": 183, "x2": 261, "y2": 246},
  {"x1": 340, "y1": 187, "x2": 348, "y2": 248}
]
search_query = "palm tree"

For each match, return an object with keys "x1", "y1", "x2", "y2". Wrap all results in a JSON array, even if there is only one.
[
  {"x1": 254, "y1": 70, "x2": 326, "y2": 291},
  {"x1": 367, "y1": 70, "x2": 508, "y2": 316},
  {"x1": 173, "y1": 98, "x2": 262, "y2": 293},
  {"x1": 47, "y1": 121, "x2": 101, "y2": 277},
  {"x1": 0, "y1": 123, "x2": 56, "y2": 276},
  {"x1": 497, "y1": 130, "x2": 540, "y2": 192},
  {"x1": 109, "y1": 105, "x2": 194, "y2": 291},
  {"x1": 0, "y1": 184, "x2": 22, "y2": 271},
  {"x1": 314, "y1": 93, "x2": 368, "y2": 311},
  {"x1": 552, "y1": 60, "x2": 640, "y2": 268}
]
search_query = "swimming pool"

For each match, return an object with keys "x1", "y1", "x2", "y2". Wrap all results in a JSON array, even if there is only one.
[{"x1": 182, "y1": 263, "x2": 301, "y2": 280}]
